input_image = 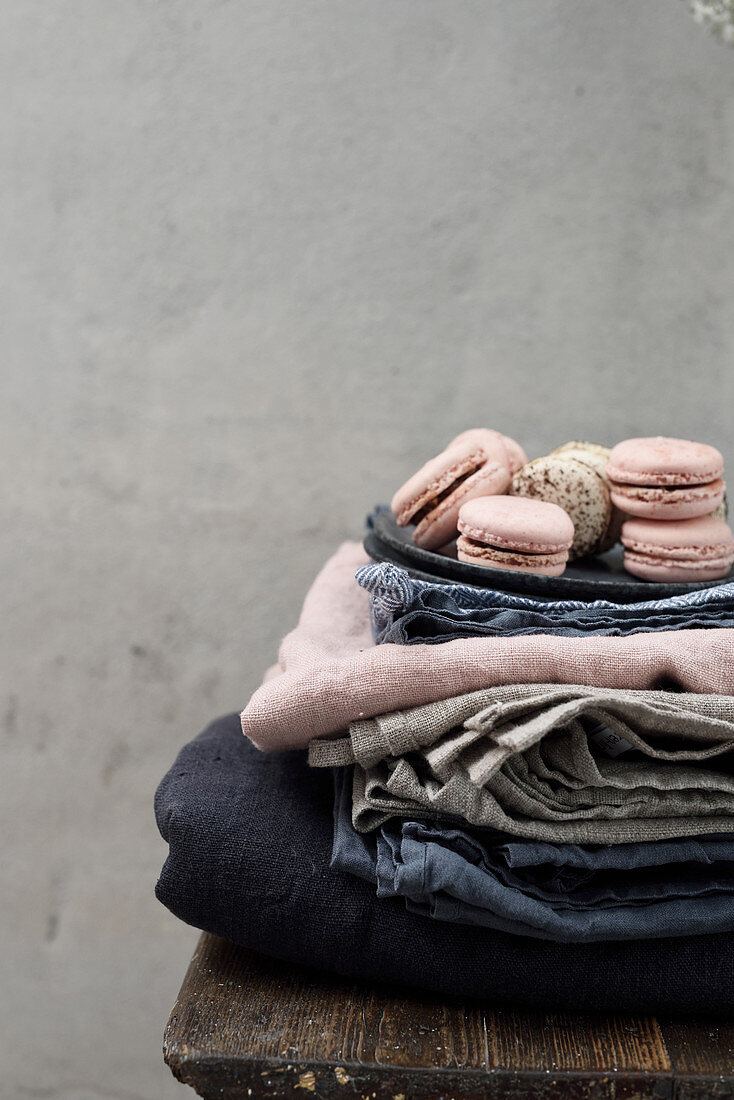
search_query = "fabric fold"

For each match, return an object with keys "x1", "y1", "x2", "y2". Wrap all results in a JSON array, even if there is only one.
[
  {"x1": 350, "y1": 744, "x2": 734, "y2": 842},
  {"x1": 356, "y1": 558, "x2": 734, "y2": 644},
  {"x1": 308, "y1": 683, "x2": 734, "y2": 772},
  {"x1": 241, "y1": 543, "x2": 734, "y2": 751},
  {"x1": 331, "y1": 769, "x2": 734, "y2": 942},
  {"x1": 312, "y1": 684, "x2": 734, "y2": 842}
]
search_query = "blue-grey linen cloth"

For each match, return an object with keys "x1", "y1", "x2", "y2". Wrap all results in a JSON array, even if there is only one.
[
  {"x1": 356, "y1": 561, "x2": 734, "y2": 644},
  {"x1": 332, "y1": 769, "x2": 734, "y2": 942}
]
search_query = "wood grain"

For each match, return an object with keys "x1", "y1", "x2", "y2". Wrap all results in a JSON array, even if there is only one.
[{"x1": 163, "y1": 934, "x2": 734, "y2": 1100}]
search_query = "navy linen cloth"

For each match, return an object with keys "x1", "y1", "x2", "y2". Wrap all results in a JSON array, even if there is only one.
[
  {"x1": 155, "y1": 714, "x2": 734, "y2": 1014},
  {"x1": 332, "y1": 769, "x2": 734, "y2": 942},
  {"x1": 356, "y1": 562, "x2": 734, "y2": 645}
]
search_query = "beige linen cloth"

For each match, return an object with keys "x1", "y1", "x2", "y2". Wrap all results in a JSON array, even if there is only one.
[{"x1": 309, "y1": 685, "x2": 734, "y2": 842}]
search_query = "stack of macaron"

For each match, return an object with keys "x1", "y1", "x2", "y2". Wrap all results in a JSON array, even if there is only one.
[
  {"x1": 607, "y1": 437, "x2": 734, "y2": 582},
  {"x1": 391, "y1": 431, "x2": 734, "y2": 583}
]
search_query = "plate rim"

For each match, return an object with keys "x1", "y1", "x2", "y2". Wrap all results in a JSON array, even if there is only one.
[{"x1": 367, "y1": 509, "x2": 731, "y2": 603}]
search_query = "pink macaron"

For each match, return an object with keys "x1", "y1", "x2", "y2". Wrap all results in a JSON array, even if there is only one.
[
  {"x1": 391, "y1": 430, "x2": 513, "y2": 550},
  {"x1": 607, "y1": 437, "x2": 725, "y2": 520},
  {"x1": 456, "y1": 495, "x2": 575, "y2": 576},
  {"x1": 450, "y1": 429, "x2": 528, "y2": 476},
  {"x1": 621, "y1": 515, "x2": 734, "y2": 582}
]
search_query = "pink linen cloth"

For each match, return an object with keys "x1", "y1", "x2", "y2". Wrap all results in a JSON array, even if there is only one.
[{"x1": 241, "y1": 542, "x2": 734, "y2": 752}]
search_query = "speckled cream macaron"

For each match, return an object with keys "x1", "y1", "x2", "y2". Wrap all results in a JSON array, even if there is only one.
[
  {"x1": 457, "y1": 495, "x2": 575, "y2": 576},
  {"x1": 391, "y1": 430, "x2": 511, "y2": 550},
  {"x1": 550, "y1": 441, "x2": 611, "y2": 480},
  {"x1": 621, "y1": 515, "x2": 734, "y2": 582},
  {"x1": 550, "y1": 441, "x2": 623, "y2": 552},
  {"x1": 607, "y1": 437, "x2": 725, "y2": 521},
  {"x1": 509, "y1": 455, "x2": 611, "y2": 560}
]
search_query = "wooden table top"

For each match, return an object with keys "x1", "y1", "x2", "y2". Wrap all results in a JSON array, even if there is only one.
[{"x1": 164, "y1": 933, "x2": 734, "y2": 1099}]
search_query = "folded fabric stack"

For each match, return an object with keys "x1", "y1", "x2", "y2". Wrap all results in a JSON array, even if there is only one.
[
  {"x1": 156, "y1": 541, "x2": 734, "y2": 1013},
  {"x1": 360, "y1": 553, "x2": 734, "y2": 643}
]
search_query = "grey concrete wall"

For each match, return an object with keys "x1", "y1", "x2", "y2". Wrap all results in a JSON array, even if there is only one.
[{"x1": 2, "y1": 1, "x2": 734, "y2": 1095}]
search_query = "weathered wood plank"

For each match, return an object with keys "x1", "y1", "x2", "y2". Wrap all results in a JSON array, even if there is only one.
[
  {"x1": 657, "y1": 1018, "x2": 734, "y2": 1100},
  {"x1": 164, "y1": 934, "x2": 734, "y2": 1100},
  {"x1": 485, "y1": 1007, "x2": 671, "y2": 1073}
]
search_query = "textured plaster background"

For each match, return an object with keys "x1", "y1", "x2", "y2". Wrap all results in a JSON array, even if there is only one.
[{"x1": 2, "y1": 1, "x2": 734, "y2": 1096}]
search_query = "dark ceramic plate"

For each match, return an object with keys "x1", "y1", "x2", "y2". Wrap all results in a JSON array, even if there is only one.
[{"x1": 365, "y1": 509, "x2": 732, "y2": 604}]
